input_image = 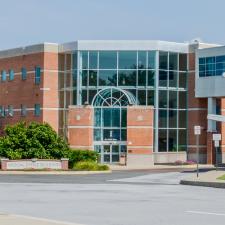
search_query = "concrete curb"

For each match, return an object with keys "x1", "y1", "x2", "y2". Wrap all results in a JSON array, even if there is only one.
[
  {"x1": 0, "y1": 170, "x2": 112, "y2": 175},
  {"x1": 180, "y1": 179, "x2": 225, "y2": 188}
]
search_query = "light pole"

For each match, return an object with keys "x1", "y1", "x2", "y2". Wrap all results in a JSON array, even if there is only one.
[{"x1": 194, "y1": 126, "x2": 201, "y2": 177}]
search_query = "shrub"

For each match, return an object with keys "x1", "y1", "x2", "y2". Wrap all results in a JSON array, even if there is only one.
[{"x1": 73, "y1": 161, "x2": 109, "y2": 171}]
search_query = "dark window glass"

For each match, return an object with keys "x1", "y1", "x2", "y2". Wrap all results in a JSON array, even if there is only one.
[
  {"x1": 158, "y1": 129, "x2": 167, "y2": 152},
  {"x1": 21, "y1": 105, "x2": 27, "y2": 116},
  {"x1": 89, "y1": 90, "x2": 97, "y2": 104},
  {"x1": 121, "y1": 109, "x2": 127, "y2": 127},
  {"x1": 103, "y1": 108, "x2": 111, "y2": 127},
  {"x1": 72, "y1": 52, "x2": 77, "y2": 70},
  {"x1": 159, "y1": 110, "x2": 167, "y2": 128},
  {"x1": 206, "y1": 63, "x2": 215, "y2": 71},
  {"x1": 178, "y1": 130, "x2": 187, "y2": 151},
  {"x1": 72, "y1": 70, "x2": 77, "y2": 87},
  {"x1": 73, "y1": 90, "x2": 77, "y2": 105},
  {"x1": 81, "y1": 51, "x2": 88, "y2": 69},
  {"x1": 138, "y1": 90, "x2": 146, "y2": 105},
  {"x1": 216, "y1": 70, "x2": 224, "y2": 76},
  {"x1": 89, "y1": 51, "x2": 98, "y2": 69},
  {"x1": 138, "y1": 51, "x2": 146, "y2": 69},
  {"x1": 81, "y1": 70, "x2": 88, "y2": 86},
  {"x1": 159, "y1": 90, "x2": 167, "y2": 108},
  {"x1": 118, "y1": 70, "x2": 136, "y2": 86},
  {"x1": 119, "y1": 51, "x2": 137, "y2": 69},
  {"x1": 9, "y1": 69, "x2": 14, "y2": 81},
  {"x1": 89, "y1": 70, "x2": 97, "y2": 86},
  {"x1": 82, "y1": 90, "x2": 88, "y2": 104},
  {"x1": 216, "y1": 55, "x2": 225, "y2": 63},
  {"x1": 169, "y1": 71, "x2": 177, "y2": 87},
  {"x1": 99, "y1": 70, "x2": 117, "y2": 86},
  {"x1": 159, "y1": 51, "x2": 168, "y2": 70},
  {"x1": 138, "y1": 70, "x2": 146, "y2": 86},
  {"x1": 169, "y1": 110, "x2": 177, "y2": 128},
  {"x1": 169, "y1": 91, "x2": 177, "y2": 108},
  {"x1": 206, "y1": 70, "x2": 215, "y2": 76},
  {"x1": 206, "y1": 57, "x2": 215, "y2": 64},
  {"x1": 199, "y1": 64, "x2": 205, "y2": 71},
  {"x1": 179, "y1": 72, "x2": 187, "y2": 88},
  {"x1": 21, "y1": 67, "x2": 27, "y2": 80},
  {"x1": 199, "y1": 58, "x2": 205, "y2": 64},
  {"x1": 179, "y1": 54, "x2": 187, "y2": 71},
  {"x1": 147, "y1": 90, "x2": 154, "y2": 106},
  {"x1": 111, "y1": 108, "x2": 120, "y2": 127},
  {"x1": 34, "y1": 104, "x2": 41, "y2": 116},
  {"x1": 148, "y1": 51, "x2": 156, "y2": 69},
  {"x1": 121, "y1": 129, "x2": 127, "y2": 141},
  {"x1": 169, "y1": 53, "x2": 178, "y2": 70},
  {"x1": 8, "y1": 105, "x2": 14, "y2": 117},
  {"x1": 179, "y1": 91, "x2": 187, "y2": 109},
  {"x1": 168, "y1": 130, "x2": 177, "y2": 152},
  {"x1": 159, "y1": 70, "x2": 168, "y2": 87},
  {"x1": 35, "y1": 66, "x2": 41, "y2": 84},
  {"x1": 94, "y1": 129, "x2": 101, "y2": 141},
  {"x1": 179, "y1": 110, "x2": 187, "y2": 128},
  {"x1": 99, "y1": 51, "x2": 117, "y2": 69},
  {"x1": 199, "y1": 71, "x2": 205, "y2": 77},
  {"x1": 94, "y1": 108, "x2": 101, "y2": 127},
  {"x1": 147, "y1": 70, "x2": 155, "y2": 86}
]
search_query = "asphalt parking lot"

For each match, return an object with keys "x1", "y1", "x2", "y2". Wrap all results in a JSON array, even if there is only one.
[{"x1": 0, "y1": 169, "x2": 225, "y2": 225}]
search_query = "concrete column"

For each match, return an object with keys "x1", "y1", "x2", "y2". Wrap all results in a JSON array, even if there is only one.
[{"x1": 207, "y1": 97, "x2": 217, "y2": 132}]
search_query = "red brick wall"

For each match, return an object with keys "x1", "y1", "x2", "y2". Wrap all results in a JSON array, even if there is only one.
[{"x1": 127, "y1": 106, "x2": 154, "y2": 154}]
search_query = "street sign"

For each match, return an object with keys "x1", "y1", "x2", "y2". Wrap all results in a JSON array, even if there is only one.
[
  {"x1": 213, "y1": 133, "x2": 221, "y2": 141},
  {"x1": 214, "y1": 140, "x2": 220, "y2": 147},
  {"x1": 194, "y1": 126, "x2": 201, "y2": 135}
]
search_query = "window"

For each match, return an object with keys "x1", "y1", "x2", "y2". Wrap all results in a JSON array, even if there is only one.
[
  {"x1": 0, "y1": 106, "x2": 5, "y2": 117},
  {"x1": 8, "y1": 105, "x2": 14, "y2": 117},
  {"x1": 34, "y1": 104, "x2": 41, "y2": 116},
  {"x1": 1, "y1": 70, "x2": 6, "y2": 82},
  {"x1": 99, "y1": 51, "x2": 117, "y2": 69},
  {"x1": 118, "y1": 70, "x2": 136, "y2": 86},
  {"x1": 99, "y1": 70, "x2": 117, "y2": 86},
  {"x1": 21, "y1": 105, "x2": 27, "y2": 116},
  {"x1": 119, "y1": 51, "x2": 137, "y2": 69},
  {"x1": 9, "y1": 69, "x2": 14, "y2": 81},
  {"x1": 35, "y1": 66, "x2": 41, "y2": 84},
  {"x1": 159, "y1": 51, "x2": 168, "y2": 70},
  {"x1": 21, "y1": 67, "x2": 27, "y2": 80}
]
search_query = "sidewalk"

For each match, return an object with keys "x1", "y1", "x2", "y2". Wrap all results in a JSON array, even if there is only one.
[
  {"x1": 180, "y1": 170, "x2": 225, "y2": 188},
  {"x1": 0, "y1": 213, "x2": 83, "y2": 225}
]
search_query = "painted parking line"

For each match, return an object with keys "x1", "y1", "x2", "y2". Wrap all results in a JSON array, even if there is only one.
[{"x1": 186, "y1": 211, "x2": 225, "y2": 217}]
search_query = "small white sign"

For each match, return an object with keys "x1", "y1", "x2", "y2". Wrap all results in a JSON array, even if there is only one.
[
  {"x1": 213, "y1": 133, "x2": 221, "y2": 141},
  {"x1": 194, "y1": 126, "x2": 201, "y2": 135},
  {"x1": 214, "y1": 140, "x2": 220, "y2": 147}
]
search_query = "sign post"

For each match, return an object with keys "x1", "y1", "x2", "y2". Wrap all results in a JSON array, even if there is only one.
[
  {"x1": 194, "y1": 126, "x2": 201, "y2": 177},
  {"x1": 213, "y1": 133, "x2": 221, "y2": 171}
]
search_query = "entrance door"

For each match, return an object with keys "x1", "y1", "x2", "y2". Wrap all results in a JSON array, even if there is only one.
[{"x1": 101, "y1": 144, "x2": 126, "y2": 164}]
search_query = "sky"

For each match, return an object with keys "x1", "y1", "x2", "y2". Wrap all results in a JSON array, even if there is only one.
[{"x1": 0, "y1": 0, "x2": 224, "y2": 49}]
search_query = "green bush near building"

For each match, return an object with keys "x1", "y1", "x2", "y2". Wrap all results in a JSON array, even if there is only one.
[
  {"x1": 73, "y1": 161, "x2": 109, "y2": 171},
  {"x1": 0, "y1": 122, "x2": 101, "y2": 170}
]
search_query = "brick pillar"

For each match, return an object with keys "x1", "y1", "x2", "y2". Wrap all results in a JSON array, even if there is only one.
[
  {"x1": 207, "y1": 132, "x2": 214, "y2": 164},
  {"x1": 61, "y1": 158, "x2": 69, "y2": 170},
  {"x1": 67, "y1": 106, "x2": 94, "y2": 150},
  {"x1": 127, "y1": 106, "x2": 154, "y2": 166},
  {"x1": 0, "y1": 158, "x2": 9, "y2": 171}
]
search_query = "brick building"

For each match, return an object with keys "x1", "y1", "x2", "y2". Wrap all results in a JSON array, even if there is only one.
[{"x1": 0, "y1": 40, "x2": 224, "y2": 166}]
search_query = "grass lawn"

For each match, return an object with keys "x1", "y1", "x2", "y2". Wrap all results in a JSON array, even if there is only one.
[{"x1": 217, "y1": 174, "x2": 225, "y2": 180}]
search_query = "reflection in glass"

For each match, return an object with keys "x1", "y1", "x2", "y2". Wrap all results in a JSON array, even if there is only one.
[
  {"x1": 138, "y1": 70, "x2": 146, "y2": 86},
  {"x1": 168, "y1": 130, "x2": 177, "y2": 151},
  {"x1": 99, "y1": 70, "x2": 117, "y2": 86},
  {"x1": 159, "y1": 129, "x2": 167, "y2": 152},
  {"x1": 159, "y1": 70, "x2": 167, "y2": 87},
  {"x1": 159, "y1": 51, "x2": 168, "y2": 70},
  {"x1": 99, "y1": 51, "x2": 117, "y2": 69},
  {"x1": 118, "y1": 70, "x2": 136, "y2": 86},
  {"x1": 119, "y1": 51, "x2": 137, "y2": 69}
]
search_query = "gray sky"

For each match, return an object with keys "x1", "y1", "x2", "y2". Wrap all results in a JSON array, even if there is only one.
[{"x1": 0, "y1": 0, "x2": 224, "y2": 49}]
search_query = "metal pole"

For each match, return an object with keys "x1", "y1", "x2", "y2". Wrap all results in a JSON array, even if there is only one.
[
  {"x1": 215, "y1": 146, "x2": 218, "y2": 171},
  {"x1": 196, "y1": 134, "x2": 199, "y2": 177}
]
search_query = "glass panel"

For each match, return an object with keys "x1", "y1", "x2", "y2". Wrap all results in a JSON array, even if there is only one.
[
  {"x1": 121, "y1": 129, "x2": 127, "y2": 141},
  {"x1": 94, "y1": 129, "x2": 101, "y2": 141},
  {"x1": 89, "y1": 70, "x2": 97, "y2": 86},
  {"x1": 199, "y1": 58, "x2": 205, "y2": 64},
  {"x1": 169, "y1": 71, "x2": 177, "y2": 87},
  {"x1": 94, "y1": 108, "x2": 101, "y2": 127},
  {"x1": 169, "y1": 52, "x2": 178, "y2": 70},
  {"x1": 89, "y1": 90, "x2": 97, "y2": 104},
  {"x1": 206, "y1": 57, "x2": 215, "y2": 64},
  {"x1": 21, "y1": 68, "x2": 27, "y2": 80},
  {"x1": 147, "y1": 90, "x2": 154, "y2": 106},
  {"x1": 179, "y1": 110, "x2": 187, "y2": 128},
  {"x1": 99, "y1": 70, "x2": 117, "y2": 86},
  {"x1": 72, "y1": 52, "x2": 77, "y2": 70},
  {"x1": 179, "y1": 72, "x2": 186, "y2": 88},
  {"x1": 112, "y1": 145, "x2": 119, "y2": 153},
  {"x1": 81, "y1": 70, "x2": 88, "y2": 86},
  {"x1": 138, "y1": 90, "x2": 146, "y2": 105},
  {"x1": 35, "y1": 67, "x2": 41, "y2": 84},
  {"x1": 179, "y1": 91, "x2": 187, "y2": 109},
  {"x1": 89, "y1": 51, "x2": 98, "y2": 69},
  {"x1": 159, "y1": 90, "x2": 167, "y2": 108},
  {"x1": 120, "y1": 145, "x2": 127, "y2": 153},
  {"x1": 147, "y1": 70, "x2": 155, "y2": 86},
  {"x1": 9, "y1": 69, "x2": 14, "y2": 81},
  {"x1": 138, "y1": 70, "x2": 146, "y2": 86},
  {"x1": 159, "y1": 70, "x2": 168, "y2": 87},
  {"x1": 119, "y1": 51, "x2": 137, "y2": 69},
  {"x1": 169, "y1": 91, "x2": 177, "y2": 108},
  {"x1": 216, "y1": 55, "x2": 225, "y2": 63},
  {"x1": 118, "y1": 70, "x2": 136, "y2": 86},
  {"x1": 159, "y1": 51, "x2": 168, "y2": 70},
  {"x1": 103, "y1": 108, "x2": 111, "y2": 127},
  {"x1": 148, "y1": 51, "x2": 156, "y2": 69},
  {"x1": 158, "y1": 129, "x2": 167, "y2": 152},
  {"x1": 72, "y1": 70, "x2": 77, "y2": 87},
  {"x1": 169, "y1": 110, "x2": 177, "y2": 128},
  {"x1": 112, "y1": 154, "x2": 119, "y2": 162},
  {"x1": 99, "y1": 51, "x2": 117, "y2": 69},
  {"x1": 178, "y1": 130, "x2": 187, "y2": 151},
  {"x1": 159, "y1": 110, "x2": 167, "y2": 128},
  {"x1": 121, "y1": 109, "x2": 127, "y2": 127},
  {"x1": 82, "y1": 90, "x2": 88, "y2": 104},
  {"x1": 168, "y1": 130, "x2": 177, "y2": 152},
  {"x1": 81, "y1": 51, "x2": 88, "y2": 69},
  {"x1": 111, "y1": 108, "x2": 120, "y2": 127},
  {"x1": 138, "y1": 51, "x2": 146, "y2": 69}
]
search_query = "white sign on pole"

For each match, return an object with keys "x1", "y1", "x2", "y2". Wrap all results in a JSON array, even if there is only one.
[
  {"x1": 214, "y1": 140, "x2": 220, "y2": 147},
  {"x1": 213, "y1": 134, "x2": 221, "y2": 141},
  {"x1": 194, "y1": 126, "x2": 201, "y2": 135}
]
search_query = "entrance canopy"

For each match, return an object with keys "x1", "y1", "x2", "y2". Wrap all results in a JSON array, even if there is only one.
[{"x1": 92, "y1": 87, "x2": 138, "y2": 107}]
